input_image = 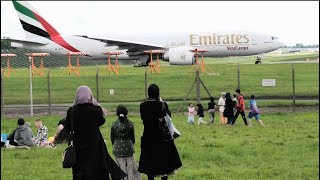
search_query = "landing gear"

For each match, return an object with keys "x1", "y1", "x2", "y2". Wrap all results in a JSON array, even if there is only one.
[
  {"x1": 256, "y1": 55, "x2": 262, "y2": 60},
  {"x1": 255, "y1": 55, "x2": 262, "y2": 64}
]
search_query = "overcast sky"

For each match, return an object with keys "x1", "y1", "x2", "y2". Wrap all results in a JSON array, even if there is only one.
[{"x1": 1, "y1": 1, "x2": 319, "y2": 46}]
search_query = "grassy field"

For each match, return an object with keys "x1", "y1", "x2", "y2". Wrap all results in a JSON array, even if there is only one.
[
  {"x1": 1, "y1": 111, "x2": 319, "y2": 180},
  {"x1": 99, "y1": 100, "x2": 319, "y2": 114},
  {"x1": 204, "y1": 52, "x2": 319, "y2": 64},
  {"x1": 2, "y1": 54, "x2": 319, "y2": 105}
]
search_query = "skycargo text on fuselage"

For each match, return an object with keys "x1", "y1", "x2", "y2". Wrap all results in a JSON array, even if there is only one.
[{"x1": 190, "y1": 34, "x2": 250, "y2": 46}]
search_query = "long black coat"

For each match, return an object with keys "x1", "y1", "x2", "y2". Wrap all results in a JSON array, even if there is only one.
[
  {"x1": 65, "y1": 104, "x2": 126, "y2": 180},
  {"x1": 138, "y1": 100, "x2": 182, "y2": 176},
  {"x1": 224, "y1": 99, "x2": 235, "y2": 118}
]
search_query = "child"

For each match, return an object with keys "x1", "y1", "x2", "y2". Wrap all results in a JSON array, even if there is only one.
[
  {"x1": 232, "y1": 94, "x2": 238, "y2": 113},
  {"x1": 196, "y1": 103, "x2": 207, "y2": 125},
  {"x1": 111, "y1": 105, "x2": 141, "y2": 180},
  {"x1": 208, "y1": 97, "x2": 217, "y2": 124},
  {"x1": 9, "y1": 118, "x2": 34, "y2": 148},
  {"x1": 248, "y1": 95, "x2": 264, "y2": 126},
  {"x1": 188, "y1": 103, "x2": 196, "y2": 124},
  {"x1": 33, "y1": 118, "x2": 48, "y2": 146}
]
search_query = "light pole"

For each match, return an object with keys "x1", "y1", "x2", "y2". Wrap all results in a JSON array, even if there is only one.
[{"x1": 29, "y1": 56, "x2": 33, "y2": 116}]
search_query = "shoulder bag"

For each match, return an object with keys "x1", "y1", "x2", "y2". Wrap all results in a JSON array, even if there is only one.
[
  {"x1": 62, "y1": 108, "x2": 76, "y2": 168},
  {"x1": 158, "y1": 102, "x2": 181, "y2": 141}
]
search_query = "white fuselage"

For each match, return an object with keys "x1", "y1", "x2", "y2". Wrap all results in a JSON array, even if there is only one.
[{"x1": 12, "y1": 31, "x2": 284, "y2": 60}]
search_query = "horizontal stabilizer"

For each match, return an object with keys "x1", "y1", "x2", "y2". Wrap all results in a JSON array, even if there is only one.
[{"x1": 1, "y1": 38, "x2": 48, "y2": 46}]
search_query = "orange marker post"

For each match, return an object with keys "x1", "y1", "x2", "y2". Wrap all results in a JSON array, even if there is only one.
[
  {"x1": 102, "y1": 52, "x2": 122, "y2": 76},
  {"x1": 38, "y1": 57, "x2": 48, "y2": 73},
  {"x1": 25, "y1": 53, "x2": 50, "y2": 77},
  {"x1": 114, "y1": 52, "x2": 127, "y2": 74},
  {"x1": 1, "y1": 53, "x2": 17, "y2": 77},
  {"x1": 143, "y1": 50, "x2": 164, "y2": 74},
  {"x1": 62, "y1": 52, "x2": 87, "y2": 77},
  {"x1": 189, "y1": 49, "x2": 212, "y2": 73}
]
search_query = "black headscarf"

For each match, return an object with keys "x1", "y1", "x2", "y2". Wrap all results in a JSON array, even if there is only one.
[
  {"x1": 148, "y1": 84, "x2": 160, "y2": 100},
  {"x1": 116, "y1": 104, "x2": 128, "y2": 123},
  {"x1": 225, "y1": 92, "x2": 231, "y2": 100}
]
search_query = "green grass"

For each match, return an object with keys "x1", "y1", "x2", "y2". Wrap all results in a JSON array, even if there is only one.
[
  {"x1": 204, "y1": 52, "x2": 319, "y2": 64},
  {"x1": 1, "y1": 112, "x2": 319, "y2": 179},
  {"x1": 2, "y1": 61, "x2": 319, "y2": 105},
  {"x1": 99, "y1": 100, "x2": 319, "y2": 113}
]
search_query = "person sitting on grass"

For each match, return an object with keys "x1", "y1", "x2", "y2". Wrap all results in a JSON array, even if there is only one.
[
  {"x1": 248, "y1": 95, "x2": 264, "y2": 127},
  {"x1": 53, "y1": 117, "x2": 69, "y2": 144},
  {"x1": 33, "y1": 118, "x2": 48, "y2": 146},
  {"x1": 10, "y1": 118, "x2": 34, "y2": 147},
  {"x1": 196, "y1": 103, "x2": 207, "y2": 125}
]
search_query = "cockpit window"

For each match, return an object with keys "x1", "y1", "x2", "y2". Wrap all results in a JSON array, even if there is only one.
[{"x1": 271, "y1": 36, "x2": 278, "y2": 40}]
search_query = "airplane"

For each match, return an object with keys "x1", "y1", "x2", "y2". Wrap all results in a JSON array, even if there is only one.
[{"x1": 3, "y1": 0, "x2": 284, "y2": 65}]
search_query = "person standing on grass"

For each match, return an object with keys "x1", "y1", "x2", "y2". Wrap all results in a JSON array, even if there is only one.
[
  {"x1": 111, "y1": 105, "x2": 141, "y2": 180},
  {"x1": 139, "y1": 84, "x2": 182, "y2": 180},
  {"x1": 248, "y1": 95, "x2": 264, "y2": 126},
  {"x1": 232, "y1": 94, "x2": 238, "y2": 113},
  {"x1": 188, "y1": 103, "x2": 196, "y2": 124},
  {"x1": 64, "y1": 86, "x2": 126, "y2": 180},
  {"x1": 218, "y1": 92, "x2": 227, "y2": 124},
  {"x1": 230, "y1": 89, "x2": 248, "y2": 126},
  {"x1": 196, "y1": 103, "x2": 207, "y2": 125},
  {"x1": 224, "y1": 92, "x2": 236, "y2": 125},
  {"x1": 208, "y1": 97, "x2": 217, "y2": 124}
]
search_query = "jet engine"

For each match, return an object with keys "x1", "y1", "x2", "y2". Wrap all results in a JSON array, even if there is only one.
[{"x1": 163, "y1": 46, "x2": 195, "y2": 65}]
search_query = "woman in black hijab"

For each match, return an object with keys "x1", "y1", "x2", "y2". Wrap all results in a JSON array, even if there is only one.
[
  {"x1": 224, "y1": 92, "x2": 236, "y2": 125},
  {"x1": 139, "y1": 84, "x2": 182, "y2": 180}
]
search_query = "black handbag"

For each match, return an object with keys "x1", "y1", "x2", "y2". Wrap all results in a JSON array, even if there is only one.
[{"x1": 62, "y1": 108, "x2": 76, "y2": 168}]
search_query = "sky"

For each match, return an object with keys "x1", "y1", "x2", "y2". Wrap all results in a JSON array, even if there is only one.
[{"x1": 1, "y1": 1, "x2": 319, "y2": 46}]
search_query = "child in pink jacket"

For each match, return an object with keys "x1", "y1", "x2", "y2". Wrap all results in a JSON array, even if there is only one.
[{"x1": 188, "y1": 103, "x2": 196, "y2": 124}]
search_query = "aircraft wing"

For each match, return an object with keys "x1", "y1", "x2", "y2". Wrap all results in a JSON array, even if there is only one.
[
  {"x1": 76, "y1": 35, "x2": 166, "y2": 52},
  {"x1": 1, "y1": 38, "x2": 49, "y2": 46}
]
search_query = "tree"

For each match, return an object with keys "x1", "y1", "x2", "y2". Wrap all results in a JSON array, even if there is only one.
[
  {"x1": 1, "y1": 39, "x2": 12, "y2": 49},
  {"x1": 295, "y1": 43, "x2": 304, "y2": 48}
]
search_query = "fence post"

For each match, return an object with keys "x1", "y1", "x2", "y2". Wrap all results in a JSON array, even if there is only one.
[
  {"x1": 47, "y1": 69, "x2": 52, "y2": 115},
  {"x1": 237, "y1": 63, "x2": 240, "y2": 89},
  {"x1": 292, "y1": 64, "x2": 296, "y2": 112},
  {"x1": 29, "y1": 57, "x2": 33, "y2": 117},
  {"x1": 1, "y1": 72, "x2": 4, "y2": 117},
  {"x1": 144, "y1": 67, "x2": 148, "y2": 100},
  {"x1": 196, "y1": 69, "x2": 200, "y2": 103},
  {"x1": 96, "y1": 67, "x2": 99, "y2": 102}
]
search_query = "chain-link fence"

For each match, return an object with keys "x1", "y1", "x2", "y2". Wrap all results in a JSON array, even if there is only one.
[{"x1": 1, "y1": 61, "x2": 319, "y2": 116}]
